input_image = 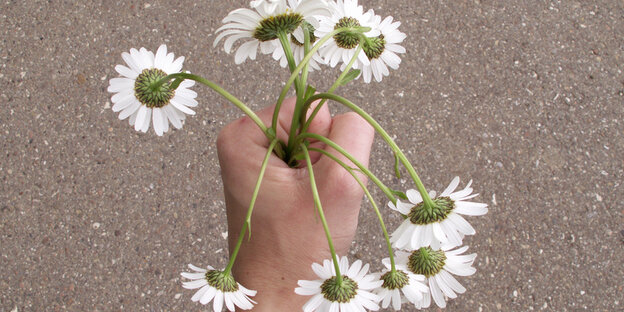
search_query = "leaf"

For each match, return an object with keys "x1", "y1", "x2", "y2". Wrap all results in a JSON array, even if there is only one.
[
  {"x1": 394, "y1": 153, "x2": 401, "y2": 179},
  {"x1": 391, "y1": 189, "x2": 408, "y2": 200},
  {"x1": 305, "y1": 85, "x2": 317, "y2": 99},
  {"x1": 339, "y1": 69, "x2": 361, "y2": 86}
]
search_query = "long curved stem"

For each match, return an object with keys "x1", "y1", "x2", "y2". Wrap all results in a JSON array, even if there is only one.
[
  {"x1": 153, "y1": 73, "x2": 269, "y2": 137},
  {"x1": 298, "y1": 133, "x2": 396, "y2": 203},
  {"x1": 224, "y1": 139, "x2": 278, "y2": 275},
  {"x1": 309, "y1": 147, "x2": 397, "y2": 272},
  {"x1": 304, "y1": 93, "x2": 435, "y2": 210},
  {"x1": 301, "y1": 144, "x2": 342, "y2": 283}
]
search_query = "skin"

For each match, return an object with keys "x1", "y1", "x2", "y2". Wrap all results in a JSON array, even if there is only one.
[{"x1": 217, "y1": 97, "x2": 374, "y2": 310}]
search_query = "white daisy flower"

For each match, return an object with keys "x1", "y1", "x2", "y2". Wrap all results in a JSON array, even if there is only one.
[
  {"x1": 375, "y1": 259, "x2": 429, "y2": 310},
  {"x1": 181, "y1": 263, "x2": 257, "y2": 311},
  {"x1": 395, "y1": 246, "x2": 477, "y2": 309},
  {"x1": 353, "y1": 14, "x2": 406, "y2": 83},
  {"x1": 389, "y1": 177, "x2": 488, "y2": 251},
  {"x1": 295, "y1": 256, "x2": 383, "y2": 311},
  {"x1": 214, "y1": 0, "x2": 330, "y2": 64},
  {"x1": 107, "y1": 45, "x2": 197, "y2": 136},
  {"x1": 250, "y1": 0, "x2": 283, "y2": 14},
  {"x1": 315, "y1": 0, "x2": 380, "y2": 69}
]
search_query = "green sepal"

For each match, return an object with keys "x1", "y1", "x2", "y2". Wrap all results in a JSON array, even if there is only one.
[{"x1": 339, "y1": 69, "x2": 361, "y2": 86}]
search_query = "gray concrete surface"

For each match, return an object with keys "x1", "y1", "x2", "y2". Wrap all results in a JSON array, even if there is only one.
[{"x1": 1, "y1": 0, "x2": 622, "y2": 311}]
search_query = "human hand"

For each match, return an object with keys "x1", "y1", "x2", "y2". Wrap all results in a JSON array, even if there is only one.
[{"x1": 217, "y1": 97, "x2": 374, "y2": 310}]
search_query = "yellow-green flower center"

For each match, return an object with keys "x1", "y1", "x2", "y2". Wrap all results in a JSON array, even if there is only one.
[
  {"x1": 205, "y1": 270, "x2": 239, "y2": 292},
  {"x1": 407, "y1": 196, "x2": 455, "y2": 224},
  {"x1": 408, "y1": 247, "x2": 447, "y2": 278},
  {"x1": 333, "y1": 17, "x2": 362, "y2": 49},
  {"x1": 134, "y1": 68, "x2": 174, "y2": 108},
  {"x1": 253, "y1": 12, "x2": 304, "y2": 41},
  {"x1": 320, "y1": 275, "x2": 358, "y2": 303},
  {"x1": 362, "y1": 35, "x2": 385, "y2": 59},
  {"x1": 381, "y1": 270, "x2": 409, "y2": 290}
]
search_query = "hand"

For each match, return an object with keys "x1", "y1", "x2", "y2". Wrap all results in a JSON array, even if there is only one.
[{"x1": 217, "y1": 97, "x2": 374, "y2": 310}]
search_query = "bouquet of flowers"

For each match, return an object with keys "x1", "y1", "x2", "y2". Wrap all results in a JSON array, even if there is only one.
[{"x1": 106, "y1": 0, "x2": 488, "y2": 311}]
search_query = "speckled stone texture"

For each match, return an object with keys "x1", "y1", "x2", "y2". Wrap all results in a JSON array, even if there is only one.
[{"x1": 1, "y1": 0, "x2": 622, "y2": 311}]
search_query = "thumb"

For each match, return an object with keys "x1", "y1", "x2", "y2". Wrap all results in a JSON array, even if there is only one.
[{"x1": 315, "y1": 112, "x2": 375, "y2": 192}]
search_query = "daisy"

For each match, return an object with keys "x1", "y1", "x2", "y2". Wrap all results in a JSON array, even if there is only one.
[
  {"x1": 375, "y1": 259, "x2": 429, "y2": 310},
  {"x1": 314, "y1": 0, "x2": 379, "y2": 69},
  {"x1": 395, "y1": 246, "x2": 477, "y2": 308},
  {"x1": 295, "y1": 256, "x2": 383, "y2": 311},
  {"x1": 214, "y1": 0, "x2": 330, "y2": 64},
  {"x1": 353, "y1": 14, "x2": 406, "y2": 83},
  {"x1": 389, "y1": 177, "x2": 488, "y2": 251},
  {"x1": 181, "y1": 263, "x2": 257, "y2": 311},
  {"x1": 107, "y1": 45, "x2": 197, "y2": 136}
]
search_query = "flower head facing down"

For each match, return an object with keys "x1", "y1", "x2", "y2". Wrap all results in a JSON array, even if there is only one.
[
  {"x1": 107, "y1": 45, "x2": 198, "y2": 136},
  {"x1": 181, "y1": 264, "x2": 257, "y2": 311},
  {"x1": 214, "y1": 0, "x2": 329, "y2": 64},
  {"x1": 389, "y1": 177, "x2": 488, "y2": 250},
  {"x1": 315, "y1": 0, "x2": 379, "y2": 68},
  {"x1": 295, "y1": 256, "x2": 383, "y2": 311},
  {"x1": 375, "y1": 266, "x2": 429, "y2": 311},
  {"x1": 394, "y1": 246, "x2": 477, "y2": 308},
  {"x1": 353, "y1": 14, "x2": 406, "y2": 83}
]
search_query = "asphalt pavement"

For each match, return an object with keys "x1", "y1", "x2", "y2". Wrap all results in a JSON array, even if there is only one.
[{"x1": 1, "y1": 0, "x2": 622, "y2": 311}]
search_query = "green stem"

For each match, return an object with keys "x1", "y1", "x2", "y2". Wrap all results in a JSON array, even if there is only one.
[
  {"x1": 301, "y1": 144, "x2": 342, "y2": 283},
  {"x1": 298, "y1": 133, "x2": 396, "y2": 203},
  {"x1": 153, "y1": 73, "x2": 270, "y2": 137},
  {"x1": 309, "y1": 147, "x2": 396, "y2": 272},
  {"x1": 224, "y1": 139, "x2": 279, "y2": 275},
  {"x1": 304, "y1": 93, "x2": 436, "y2": 210},
  {"x1": 300, "y1": 45, "x2": 363, "y2": 135},
  {"x1": 277, "y1": 31, "x2": 298, "y2": 75},
  {"x1": 271, "y1": 26, "x2": 370, "y2": 136}
]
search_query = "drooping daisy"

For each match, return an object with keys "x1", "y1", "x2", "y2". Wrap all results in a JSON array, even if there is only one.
[
  {"x1": 314, "y1": 0, "x2": 380, "y2": 69},
  {"x1": 353, "y1": 14, "x2": 406, "y2": 83},
  {"x1": 295, "y1": 256, "x2": 383, "y2": 311},
  {"x1": 395, "y1": 246, "x2": 477, "y2": 309},
  {"x1": 389, "y1": 177, "x2": 488, "y2": 251},
  {"x1": 107, "y1": 45, "x2": 197, "y2": 136},
  {"x1": 375, "y1": 259, "x2": 429, "y2": 310},
  {"x1": 181, "y1": 263, "x2": 257, "y2": 311},
  {"x1": 214, "y1": 0, "x2": 330, "y2": 64}
]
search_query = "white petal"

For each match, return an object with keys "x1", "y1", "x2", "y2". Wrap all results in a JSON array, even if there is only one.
[
  {"x1": 134, "y1": 105, "x2": 148, "y2": 131},
  {"x1": 213, "y1": 291, "x2": 224, "y2": 312},
  {"x1": 441, "y1": 177, "x2": 460, "y2": 197},
  {"x1": 406, "y1": 189, "x2": 423, "y2": 204},
  {"x1": 152, "y1": 108, "x2": 164, "y2": 136},
  {"x1": 200, "y1": 286, "x2": 217, "y2": 305},
  {"x1": 191, "y1": 285, "x2": 209, "y2": 302},
  {"x1": 115, "y1": 64, "x2": 139, "y2": 79},
  {"x1": 454, "y1": 201, "x2": 488, "y2": 216}
]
